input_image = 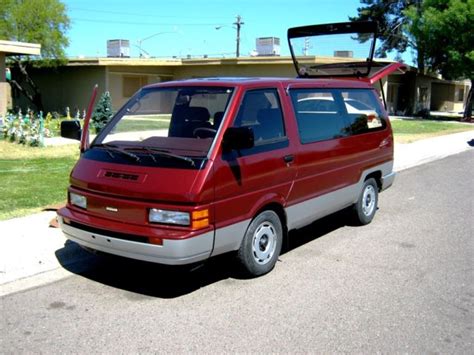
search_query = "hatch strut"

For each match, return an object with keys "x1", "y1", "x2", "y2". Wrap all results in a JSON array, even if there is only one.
[
  {"x1": 80, "y1": 84, "x2": 99, "y2": 153},
  {"x1": 379, "y1": 79, "x2": 387, "y2": 111}
]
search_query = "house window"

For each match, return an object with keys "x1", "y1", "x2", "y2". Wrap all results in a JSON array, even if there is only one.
[
  {"x1": 455, "y1": 87, "x2": 465, "y2": 102},
  {"x1": 123, "y1": 75, "x2": 148, "y2": 98},
  {"x1": 387, "y1": 85, "x2": 396, "y2": 103},
  {"x1": 419, "y1": 87, "x2": 428, "y2": 103}
]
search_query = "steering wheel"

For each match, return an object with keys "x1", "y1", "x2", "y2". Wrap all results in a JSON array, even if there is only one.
[{"x1": 193, "y1": 127, "x2": 217, "y2": 139}]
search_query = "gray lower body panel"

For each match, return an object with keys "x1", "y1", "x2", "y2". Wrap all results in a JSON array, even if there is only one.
[
  {"x1": 58, "y1": 161, "x2": 395, "y2": 265},
  {"x1": 286, "y1": 183, "x2": 359, "y2": 230},
  {"x1": 286, "y1": 160, "x2": 395, "y2": 230},
  {"x1": 381, "y1": 171, "x2": 396, "y2": 191},
  {"x1": 58, "y1": 217, "x2": 213, "y2": 265},
  {"x1": 211, "y1": 219, "x2": 251, "y2": 257}
]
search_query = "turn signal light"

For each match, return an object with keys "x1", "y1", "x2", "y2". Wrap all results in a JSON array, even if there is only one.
[
  {"x1": 191, "y1": 209, "x2": 209, "y2": 229},
  {"x1": 149, "y1": 237, "x2": 163, "y2": 245}
]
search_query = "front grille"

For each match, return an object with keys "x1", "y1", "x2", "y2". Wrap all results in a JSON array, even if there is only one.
[
  {"x1": 67, "y1": 220, "x2": 149, "y2": 244},
  {"x1": 103, "y1": 171, "x2": 140, "y2": 181}
]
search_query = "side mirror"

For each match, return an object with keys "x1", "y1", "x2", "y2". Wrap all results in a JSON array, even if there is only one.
[
  {"x1": 61, "y1": 120, "x2": 82, "y2": 141},
  {"x1": 223, "y1": 126, "x2": 254, "y2": 151}
]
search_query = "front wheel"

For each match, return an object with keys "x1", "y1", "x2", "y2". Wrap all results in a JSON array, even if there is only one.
[
  {"x1": 351, "y1": 178, "x2": 379, "y2": 225},
  {"x1": 237, "y1": 210, "x2": 283, "y2": 277}
]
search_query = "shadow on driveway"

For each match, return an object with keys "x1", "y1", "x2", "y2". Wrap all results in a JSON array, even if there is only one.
[{"x1": 55, "y1": 210, "x2": 350, "y2": 299}]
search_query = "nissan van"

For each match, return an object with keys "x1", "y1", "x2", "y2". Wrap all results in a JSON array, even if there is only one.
[{"x1": 58, "y1": 22, "x2": 401, "y2": 276}]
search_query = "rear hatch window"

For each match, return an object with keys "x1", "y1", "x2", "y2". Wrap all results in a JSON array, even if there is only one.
[{"x1": 288, "y1": 21, "x2": 377, "y2": 78}]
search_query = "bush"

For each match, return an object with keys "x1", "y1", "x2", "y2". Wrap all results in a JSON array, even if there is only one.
[{"x1": 91, "y1": 91, "x2": 113, "y2": 133}]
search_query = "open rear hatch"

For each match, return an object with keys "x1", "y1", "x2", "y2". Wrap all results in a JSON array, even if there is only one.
[{"x1": 287, "y1": 21, "x2": 406, "y2": 82}]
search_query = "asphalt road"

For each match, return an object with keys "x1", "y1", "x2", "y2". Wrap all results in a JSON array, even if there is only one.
[{"x1": 1, "y1": 151, "x2": 473, "y2": 353}]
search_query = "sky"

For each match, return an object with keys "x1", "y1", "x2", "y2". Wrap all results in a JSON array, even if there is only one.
[{"x1": 62, "y1": 0, "x2": 372, "y2": 59}]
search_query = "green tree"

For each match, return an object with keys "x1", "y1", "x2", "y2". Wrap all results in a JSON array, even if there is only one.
[
  {"x1": 405, "y1": 0, "x2": 473, "y2": 119},
  {"x1": 91, "y1": 92, "x2": 113, "y2": 133},
  {"x1": 0, "y1": 0, "x2": 70, "y2": 111},
  {"x1": 349, "y1": 0, "x2": 425, "y2": 69},
  {"x1": 351, "y1": 0, "x2": 473, "y2": 119}
]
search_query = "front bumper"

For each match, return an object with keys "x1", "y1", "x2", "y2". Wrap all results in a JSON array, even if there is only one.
[{"x1": 57, "y1": 215, "x2": 213, "y2": 265}]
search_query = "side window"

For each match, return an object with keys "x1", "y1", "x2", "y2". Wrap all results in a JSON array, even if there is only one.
[
  {"x1": 290, "y1": 88, "x2": 387, "y2": 143},
  {"x1": 290, "y1": 89, "x2": 348, "y2": 144},
  {"x1": 234, "y1": 89, "x2": 286, "y2": 145},
  {"x1": 341, "y1": 89, "x2": 387, "y2": 134}
]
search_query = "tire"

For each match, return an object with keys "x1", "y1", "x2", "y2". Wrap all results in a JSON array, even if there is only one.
[
  {"x1": 237, "y1": 210, "x2": 283, "y2": 277},
  {"x1": 351, "y1": 178, "x2": 379, "y2": 225}
]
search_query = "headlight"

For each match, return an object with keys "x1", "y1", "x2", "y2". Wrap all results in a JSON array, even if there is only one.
[
  {"x1": 70, "y1": 192, "x2": 87, "y2": 209},
  {"x1": 149, "y1": 208, "x2": 190, "y2": 226}
]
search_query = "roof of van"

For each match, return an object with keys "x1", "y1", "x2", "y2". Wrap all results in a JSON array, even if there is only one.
[{"x1": 144, "y1": 77, "x2": 374, "y2": 90}]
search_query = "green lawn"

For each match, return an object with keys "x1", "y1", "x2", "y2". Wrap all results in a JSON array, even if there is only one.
[
  {"x1": 0, "y1": 141, "x2": 79, "y2": 220},
  {"x1": 115, "y1": 118, "x2": 170, "y2": 132},
  {"x1": 391, "y1": 119, "x2": 474, "y2": 143},
  {"x1": 45, "y1": 116, "x2": 171, "y2": 136}
]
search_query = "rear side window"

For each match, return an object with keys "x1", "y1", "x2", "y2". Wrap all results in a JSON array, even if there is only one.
[
  {"x1": 341, "y1": 89, "x2": 386, "y2": 134},
  {"x1": 290, "y1": 89, "x2": 348, "y2": 144},
  {"x1": 290, "y1": 88, "x2": 386, "y2": 144}
]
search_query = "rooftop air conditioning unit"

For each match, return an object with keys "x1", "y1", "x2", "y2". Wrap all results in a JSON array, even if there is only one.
[
  {"x1": 256, "y1": 37, "x2": 281, "y2": 56},
  {"x1": 107, "y1": 39, "x2": 130, "y2": 58},
  {"x1": 334, "y1": 50, "x2": 353, "y2": 58}
]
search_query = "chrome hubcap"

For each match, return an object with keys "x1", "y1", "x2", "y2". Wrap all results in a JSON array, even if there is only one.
[
  {"x1": 362, "y1": 185, "x2": 376, "y2": 216},
  {"x1": 252, "y1": 222, "x2": 277, "y2": 265}
]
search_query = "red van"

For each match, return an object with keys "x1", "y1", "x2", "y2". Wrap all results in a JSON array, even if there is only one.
[{"x1": 58, "y1": 22, "x2": 401, "y2": 276}]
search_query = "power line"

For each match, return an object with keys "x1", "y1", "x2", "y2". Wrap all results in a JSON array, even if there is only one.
[
  {"x1": 69, "y1": 7, "x2": 229, "y2": 20},
  {"x1": 71, "y1": 17, "x2": 221, "y2": 27},
  {"x1": 215, "y1": 15, "x2": 244, "y2": 58}
]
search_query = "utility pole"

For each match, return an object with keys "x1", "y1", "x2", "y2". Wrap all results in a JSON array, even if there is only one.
[
  {"x1": 233, "y1": 15, "x2": 244, "y2": 58},
  {"x1": 303, "y1": 37, "x2": 310, "y2": 56}
]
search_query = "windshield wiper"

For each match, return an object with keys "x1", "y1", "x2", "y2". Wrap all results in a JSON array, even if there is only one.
[
  {"x1": 126, "y1": 146, "x2": 196, "y2": 167},
  {"x1": 91, "y1": 143, "x2": 141, "y2": 162}
]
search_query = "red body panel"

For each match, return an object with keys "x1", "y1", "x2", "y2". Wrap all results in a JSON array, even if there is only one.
[
  {"x1": 60, "y1": 76, "x2": 394, "y2": 247},
  {"x1": 212, "y1": 84, "x2": 298, "y2": 228},
  {"x1": 70, "y1": 158, "x2": 213, "y2": 203}
]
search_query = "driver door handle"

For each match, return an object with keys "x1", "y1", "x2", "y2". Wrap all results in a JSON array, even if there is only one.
[{"x1": 283, "y1": 155, "x2": 294, "y2": 164}]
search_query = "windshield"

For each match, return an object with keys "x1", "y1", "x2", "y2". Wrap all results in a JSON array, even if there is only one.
[{"x1": 90, "y1": 86, "x2": 234, "y2": 169}]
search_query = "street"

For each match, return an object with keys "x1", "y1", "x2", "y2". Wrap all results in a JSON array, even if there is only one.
[{"x1": 1, "y1": 151, "x2": 473, "y2": 353}]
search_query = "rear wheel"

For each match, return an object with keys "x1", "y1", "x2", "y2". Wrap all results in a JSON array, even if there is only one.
[
  {"x1": 351, "y1": 178, "x2": 378, "y2": 225},
  {"x1": 237, "y1": 210, "x2": 283, "y2": 277}
]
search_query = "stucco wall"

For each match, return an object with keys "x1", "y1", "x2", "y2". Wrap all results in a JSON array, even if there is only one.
[
  {"x1": 430, "y1": 82, "x2": 469, "y2": 112},
  {"x1": 0, "y1": 52, "x2": 6, "y2": 115},
  {"x1": 0, "y1": 82, "x2": 10, "y2": 115},
  {"x1": 13, "y1": 66, "x2": 106, "y2": 115},
  {"x1": 16, "y1": 59, "x2": 439, "y2": 117},
  {"x1": 12, "y1": 62, "x2": 403, "y2": 115},
  {"x1": 173, "y1": 63, "x2": 296, "y2": 79},
  {"x1": 431, "y1": 83, "x2": 455, "y2": 111},
  {"x1": 107, "y1": 65, "x2": 173, "y2": 110}
]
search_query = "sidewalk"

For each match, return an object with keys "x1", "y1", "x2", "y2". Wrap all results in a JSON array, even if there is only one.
[
  {"x1": 1, "y1": 130, "x2": 473, "y2": 293},
  {"x1": 394, "y1": 130, "x2": 473, "y2": 171}
]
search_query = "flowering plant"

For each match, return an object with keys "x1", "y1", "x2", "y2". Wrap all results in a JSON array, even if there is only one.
[{"x1": 2, "y1": 110, "x2": 52, "y2": 147}]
